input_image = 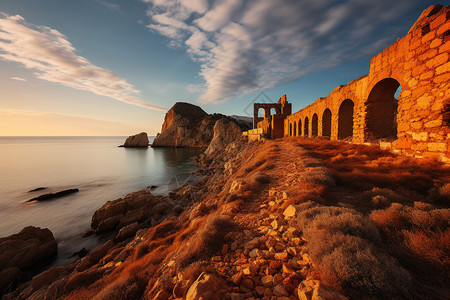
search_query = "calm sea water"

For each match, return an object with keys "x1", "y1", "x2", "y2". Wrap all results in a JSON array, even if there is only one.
[{"x1": 0, "y1": 136, "x2": 202, "y2": 265}]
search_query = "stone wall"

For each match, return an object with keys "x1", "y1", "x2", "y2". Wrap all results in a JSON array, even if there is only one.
[{"x1": 285, "y1": 5, "x2": 450, "y2": 161}]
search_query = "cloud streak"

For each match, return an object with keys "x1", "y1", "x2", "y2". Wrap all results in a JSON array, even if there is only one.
[
  {"x1": 143, "y1": 0, "x2": 426, "y2": 103},
  {"x1": 10, "y1": 77, "x2": 26, "y2": 81},
  {"x1": 0, "y1": 13, "x2": 166, "y2": 111}
]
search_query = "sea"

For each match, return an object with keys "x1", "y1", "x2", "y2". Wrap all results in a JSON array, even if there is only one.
[{"x1": 0, "y1": 136, "x2": 202, "y2": 266}]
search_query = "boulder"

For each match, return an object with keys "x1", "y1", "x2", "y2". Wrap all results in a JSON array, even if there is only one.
[
  {"x1": 28, "y1": 188, "x2": 79, "y2": 202},
  {"x1": 89, "y1": 190, "x2": 165, "y2": 234},
  {"x1": 0, "y1": 226, "x2": 57, "y2": 293},
  {"x1": 121, "y1": 132, "x2": 149, "y2": 147},
  {"x1": 298, "y1": 280, "x2": 348, "y2": 300},
  {"x1": 186, "y1": 273, "x2": 227, "y2": 300},
  {"x1": 114, "y1": 222, "x2": 139, "y2": 242}
]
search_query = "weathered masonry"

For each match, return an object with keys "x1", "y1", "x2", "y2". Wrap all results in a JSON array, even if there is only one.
[
  {"x1": 281, "y1": 4, "x2": 449, "y2": 161},
  {"x1": 244, "y1": 95, "x2": 292, "y2": 141}
]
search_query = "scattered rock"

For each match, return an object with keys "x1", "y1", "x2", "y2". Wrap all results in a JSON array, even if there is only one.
[
  {"x1": 231, "y1": 271, "x2": 244, "y2": 286},
  {"x1": 120, "y1": 132, "x2": 149, "y2": 147},
  {"x1": 313, "y1": 283, "x2": 349, "y2": 300},
  {"x1": 72, "y1": 248, "x2": 88, "y2": 258},
  {"x1": 273, "y1": 284, "x2": 290, "y2": 297},
  {"x1": 28, "y1": 187, "x2": 47, "y2": 193},
  {"x1": 28, "y1": 188, "x2": 79, "y2": 202},
  {"x1": 283, "y1": 205, "x2": 298, "y2": 218},
  {"x1": 173, "y1": 279, "x2": 191, "y2": 298},
  {"x1": 186, "y1": 273, "x2": 226, "y2": 300},
  {"x1": 298, "y1": 280, "x2": 348, "y2": 300},
  {"x1": 261, "y1": 275, "x2": 273, "y2": 287}
]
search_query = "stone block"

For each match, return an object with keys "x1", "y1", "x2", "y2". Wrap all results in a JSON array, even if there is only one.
[
  {"x1": 412, "y1": 132, "x2": 428, "y2": 141},
  {"x1": 425, "y1": 52, "x2": 448, "y2": 68},
  {"x1": 430, "y1": 12, "x2": 447, "y2": 30},
  {"x1": 425, "y1": 119, "x2": 442, "y2": 128},
  {"x1": 419, "y1": 71, "x2": 434, "y2": 80},
  {"x1": 427, "y1": 142, "x2": 447, "y2": 152},
  {"x1": 436, "y1": 62, "x2": 450, "y2": 75},
  {"x1": 436, "y1": 18, "x2": 450, "y2": 35},
  {"x1": 421, "y1": 30, "x2": 436, "y2": 44},
  {"x1": 433, "y1": 74, "x2": 449, "y2": 84},
  {"x1": 416, "y1": 94, "x2": 433, "y2": 108},
  {"x1": 429, "y1": 38, "x2": 442, "y2": 48}
]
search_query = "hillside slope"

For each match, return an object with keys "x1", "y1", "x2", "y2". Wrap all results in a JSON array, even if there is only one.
[{"x1": 5, "y1": 137, "x2": 449, "y2": 300}]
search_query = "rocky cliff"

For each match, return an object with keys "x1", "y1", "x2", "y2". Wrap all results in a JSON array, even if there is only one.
[{"x1": 151, "y1": 102, "x2": 248, "y2": 148}]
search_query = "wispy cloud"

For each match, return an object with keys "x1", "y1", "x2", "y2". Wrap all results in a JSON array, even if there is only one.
[
  {"x1": 0, "y1": 12, "x2": 166, "y2": 111},
  {"x1": 10, "y1": 76, "x2": 26, "y2": 81},
  {"x1": 96, "y1": 0, "x2": 123, "y2": 13},
  {"x1": 142, "y1": 0, "x2": 426, "y2": 103}
]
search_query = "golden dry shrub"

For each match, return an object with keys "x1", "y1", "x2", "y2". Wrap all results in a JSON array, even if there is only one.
[{"x1": 296, "y1": 202, "x2": 413, "y2": 299}]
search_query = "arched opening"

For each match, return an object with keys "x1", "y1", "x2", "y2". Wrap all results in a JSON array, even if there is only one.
[
  {"x1": 365, "y1": 78, "x2": 400, "y2": 140},
  {"x1": 257, "y1": 107, "x2": 264, "y2": 118},
  {"x1": 293, "y1": 121, "x2": 297, "y2": 136},
  {"x1": 322, "y1": 109, "x2": 332, "y2": 138},
  {"x1": 311, "y1": 114, "x2": 318, "y2": 136},
  {"x1": 289, "y1": 123, "x2": 292, "y2": 136},
  {"x1": 304, "y1": 117, "x2": 309, "y2": 136},
  {"x1": 338, "y1": 99, "x2": 354, "y2": 140},
  {"x1": 270, "y1": 108, "x2": 277, "y2": 116},
  {"x1": 298, "y1": 119, "x2": 302, "y2": 137}
]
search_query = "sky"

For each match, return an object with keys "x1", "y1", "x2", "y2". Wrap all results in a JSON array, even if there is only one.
[{"x1": 0, "y1": 0, "x2": 437, "y2": 136}]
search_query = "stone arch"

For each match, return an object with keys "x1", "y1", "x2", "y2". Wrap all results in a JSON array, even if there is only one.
[
  {"x1": 304, "y1": 117, "x2": 309, "y2": 136},
  {"x1": 298, "y1": 119, "x2": 302, "y2": 136},
  {"x1": 289, "y1": 123, "x2": 292, "y2": 136},
  {"x1": 322, "y1": 109, "x2": 332, "y2": 138},
  {"x1": 293, "y1": 121, "x2": 297, "y2": 136},
  {"x1": 270, "y1": 108, "x2": 277, "y2": 116},
  {"x1": 338, "y1": 99, "x2": 354, "y2": 140},
  {"x1": 365, "y1": 78, "x2": 400, "y2": 140},
  {"x1": 311, "y1": 114, "x2": 318, "y2": 136}
]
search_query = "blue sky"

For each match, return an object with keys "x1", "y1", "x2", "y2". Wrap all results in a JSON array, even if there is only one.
[{"x1": 0, "y1": 0, "x2": 436, "y2": 135}]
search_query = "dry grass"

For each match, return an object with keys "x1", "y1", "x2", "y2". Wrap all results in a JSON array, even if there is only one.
[
  {"x1": 295, "y1": 201, "x2": 414, "y2": 299},
  {"x1": 293, "y1": 138, "x2": 450, "y2": 299},
  {"x1": 370, "y1": 202, "x2": 450, "y2": 275},
  {"x1": 91, "y1": 274, "x2": 147, "y2": 300},
  {"x1": 177, "y1": 214, "x2": 234, "y2": 267}
]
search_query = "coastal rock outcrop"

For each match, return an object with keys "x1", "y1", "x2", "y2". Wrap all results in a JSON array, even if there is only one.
[
  {"x1": 152, "y1": 102, "x2": 240, "y2": 148},
  {"x1": 0, "y1": 226, "x2": 57, "y2": 293},
  {"x1": 90, "y1": 190, "x2": 169, "y2": 234},
  {"x1": 121, "y1": 132, "x2": 149, "y2": 147},
  {"x1": 203, "y1": 118, "x2": 243, "y2": 156},
  {"x1": 197, "y1": 117, "x2": 245, "y2": 170},
  {"x1": 152, "y1": 102, "x2": 217, "y2": 147}
]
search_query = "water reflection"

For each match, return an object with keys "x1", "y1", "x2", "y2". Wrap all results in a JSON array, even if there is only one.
[{"x1": 0, "y1": 137, "x2": 203, "y2": 266}]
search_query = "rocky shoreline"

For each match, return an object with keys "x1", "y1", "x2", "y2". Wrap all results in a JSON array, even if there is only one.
[{"x1": 2, "y1": 104, "x2": 449, "y2": 299}]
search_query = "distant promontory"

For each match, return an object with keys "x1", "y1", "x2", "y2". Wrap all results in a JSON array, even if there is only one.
[{"x1": 151, "y1": 102, "x2": 251, "y2": 148}]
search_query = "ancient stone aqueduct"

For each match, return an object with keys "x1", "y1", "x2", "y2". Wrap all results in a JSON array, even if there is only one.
[{"x1": 246, "y1": 5, "x2": 450, "y2": 161}]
